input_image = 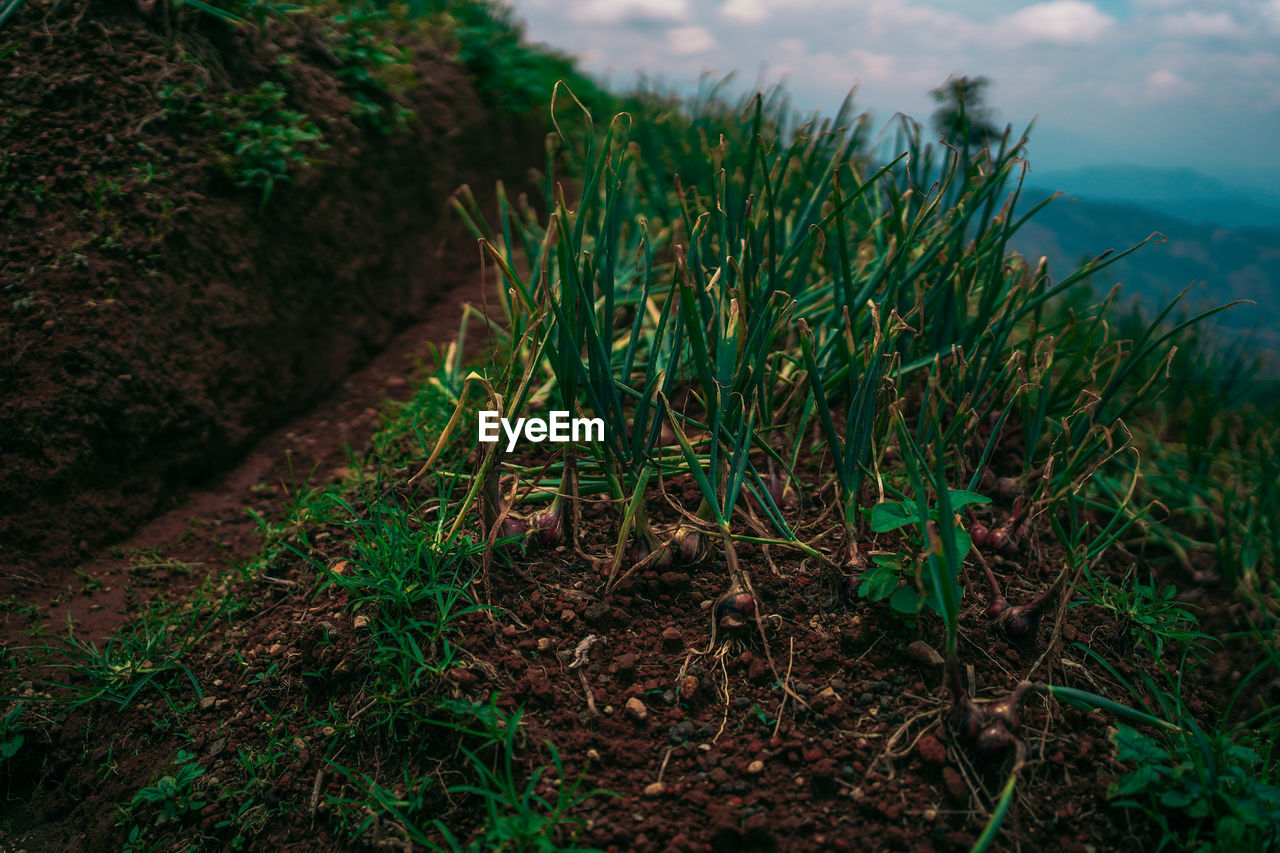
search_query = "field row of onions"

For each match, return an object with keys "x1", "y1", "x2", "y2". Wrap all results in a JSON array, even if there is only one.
[{"x1": 415, "y1": 85, "x2": 1228, "y2": 801}]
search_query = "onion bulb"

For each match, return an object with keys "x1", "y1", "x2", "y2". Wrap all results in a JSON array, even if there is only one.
[
  {"x1": 529, "y1": 504, "x2": 564, "y2": 548},
  {"x1": 713, "y1": 584, "x2": 760, "y2": 632},
  {"x1": 673, "y1": 526, "x2": 705, "y2": 564},
  {"x1": 948, "y1": 682, "x2": 1030, "y2": 763}
]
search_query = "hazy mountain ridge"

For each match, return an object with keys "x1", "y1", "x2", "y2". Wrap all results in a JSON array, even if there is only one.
[
  {"x1": 1009, "y1": 188, "x2": 1280, "y2": 365},
  {"x1": 1026, "y1": 164, "x2": 1280, "y2": 229}
]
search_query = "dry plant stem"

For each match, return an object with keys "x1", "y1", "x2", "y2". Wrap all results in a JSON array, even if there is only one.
[
  {"x1": 1027, "y1": 557, "x2": 1091, "y2": 679},
  {"x1": 874, "y1": 707, "x2": 945, "y2": 779},
  {"x1": 309, "y1": 767, "x2": 324, "y2": 822},
  {"x1": 994, "y1": 465, "x2": 1044, "y2": 500},
  {"x1": 655, "y1": 747, "x2": 675, "y2": 784},
  {"x1": 773, "y1": 638, "x2": 796, "y2": 740},
  {"x1": 577, "y1": 669, "x2": 599, "y2": 717},
  {"x1": 603, "y1": 533, "x2": 676, "y2": 597}
]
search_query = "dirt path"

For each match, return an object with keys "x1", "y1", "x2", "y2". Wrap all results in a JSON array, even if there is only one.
[{"x1": 0, "y1": 270, "x2": 488, "y2": 648}]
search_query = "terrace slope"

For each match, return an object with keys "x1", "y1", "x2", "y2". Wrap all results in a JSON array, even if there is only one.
[{"x1": 0, "y1": 0, "x2": 542, "y2": 577}]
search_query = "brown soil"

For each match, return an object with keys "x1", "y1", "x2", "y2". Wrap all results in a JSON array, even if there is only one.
[
  {"x1": 0, "y1": 0, "x2": 541, "y2": 578},
  {"x1": 3, "y1": 460, "x2": 1258, "y2": 852},
  {"x1": 0, "y1": 285, "x2": 491, "y2": 650}
]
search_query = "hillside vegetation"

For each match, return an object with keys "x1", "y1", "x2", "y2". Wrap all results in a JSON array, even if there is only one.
[{"x1": 1, "y1": 2, "x2": 1277, "y2": 852}]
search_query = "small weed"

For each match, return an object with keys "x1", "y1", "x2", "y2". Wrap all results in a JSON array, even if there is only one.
[
  {"x1": 120, "y1": 749, "x2": 207, "y2": 850},
  {"x1": 127, "y1": 548, "x2": 196, "y2": 579},
  {"x1": 204, "y1": 82, "x2": 325, "y2": 210},
  {"x1": 862, "y1": 489, "x2": 990, "y2": 616},
  {"x1": 853, "y1": 552, "x2": 923, "y2": 618},
  {"x1": 443, "y1": 705, "x2": 611, "y2": 853},
  {"x1": 315, "y1": 476, "x2": 488, "y2": 731},
  {"x1": 20, "y1": 596, "x2": 221, "y2": 710},
  {"x1": 75, "y1": 566, "x2": 102, "y2": 594},
  {"x1": 329, "y1": 700, "x2": 611, "y2": 851},
  {"x1": 212, "y1": 736, "x2": 298, "y2": 845},
  {"x1": 100, "y1": 743, "x2": 120, "y2": 780},
  {"x1": 330, "y1": 4, "x2": 416, "y2": 133},
  {"x1": 1111, "y1": 724, "x2": 1280, "y2": 851},
  {"x1": 157, "y1": 81, "x2": 206, "y2": 122},
  {"x1": 0, "y1": 702, "x2": 25, "y2": 766},
  {"x1": 84, "y1": 176, "x2": 124, "y2": 212},
  {"x1": 132, "y1": 162, "x2": 171, "y2": 184},
  {"x1": 1075, "y1": 568, "x2": 1211, "y2": 659}
]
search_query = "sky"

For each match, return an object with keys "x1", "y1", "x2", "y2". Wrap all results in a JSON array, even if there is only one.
[{"x1": 505, "y1": 0, "x2": 1280, "y2": 195}]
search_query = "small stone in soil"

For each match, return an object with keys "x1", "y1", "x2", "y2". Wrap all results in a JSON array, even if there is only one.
[
  {"x1": 625, "y1": 696, "x2": 648, "y2": 722},
  {"x1": 907, "y1": 640, "x2": 944, "y2": 667},
  {"x1": 942, "y1": 766, "x2": 968, "y2": 800},
  {"x1": 916, "y1": 735, "x2": 948, "y2": 764},
  {"x1": 669, "y1": 721, "x2": 695, "y2": 743}
]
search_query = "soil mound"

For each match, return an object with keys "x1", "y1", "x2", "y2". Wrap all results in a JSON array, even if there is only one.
[{"x1": 0, "y1": 0, "x2": 540, "y2": 574}]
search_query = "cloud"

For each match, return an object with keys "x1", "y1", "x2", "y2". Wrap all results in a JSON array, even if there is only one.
[
  {"x1": 995, "y1": 1, "x2": 1114, "y2": 45},
  {"x1": 505, "y1": 0, "x2": 1280, "y2": 183},
  {"x1": 1156, "y1": 10, "x2": 1248, "y2": 38},
  {"x1": 1265, "y1": 0, "x2": 1280, "y2": 33},
  {"x1": 1144, "y1": 68, "x2": 1192, "y2": 100},
  {"x1": 721, "y1": 0, "x2": 768, "y2": 24},
  {"x1": 667, "y1": 25, "x2": 717, "y2": 54},
  {"x1": 571, "y1": 0, "x2": 691, "y2": 26}
]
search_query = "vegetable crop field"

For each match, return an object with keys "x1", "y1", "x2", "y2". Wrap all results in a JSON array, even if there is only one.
[{"x1": 1, "y1": 1, "x2": 1278, "y2": 852}]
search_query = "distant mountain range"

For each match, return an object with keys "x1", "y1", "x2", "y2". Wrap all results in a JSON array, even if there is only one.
[
  {"x1": 1024, "y1": 164, "x2": 1280, "y2": 230},
  {"x1": 1007, "y1": 174, "x2": 1280, "y2": 371}
]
